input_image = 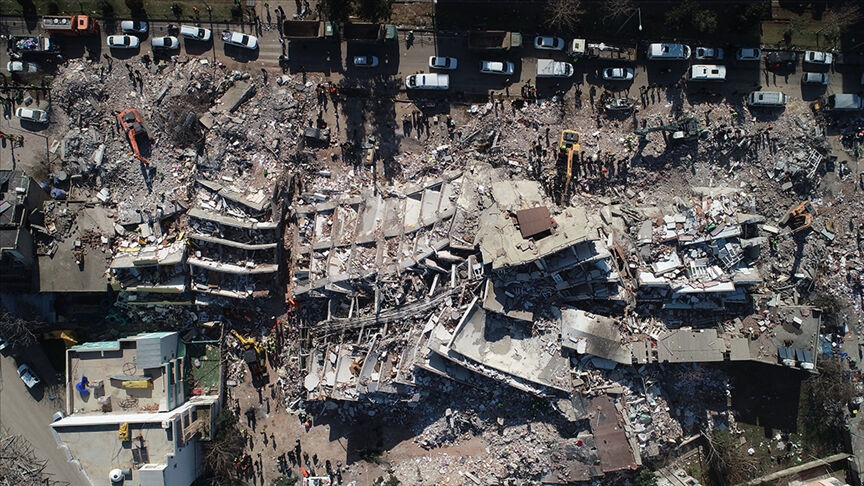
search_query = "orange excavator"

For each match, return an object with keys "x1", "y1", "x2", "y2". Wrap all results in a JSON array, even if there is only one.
[{"x1": 117, "y1": 109, "x2": 149, "y2": 164}]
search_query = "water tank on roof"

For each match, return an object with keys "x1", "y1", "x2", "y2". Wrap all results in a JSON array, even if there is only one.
[{"x1": 109, "y1": 468, "x2": 130, "y2": 483}]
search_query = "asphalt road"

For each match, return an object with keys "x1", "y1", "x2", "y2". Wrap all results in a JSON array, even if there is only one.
[
  {"x1": 0, "y1": 349, "x2": 89, "y2": 486},
  {"x1": 3, "y1": 15, "x2": 862, "y2": 100}
]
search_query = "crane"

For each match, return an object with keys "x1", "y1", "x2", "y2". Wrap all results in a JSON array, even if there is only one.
[
  {"x1": 117, "y1": 108, "x2": 150, "y2": 164},
  {"x1": 558, "y1": 129, "x2": 581, "y2": 203},
  {"x1": 634, "y1": 116, "x2": 701, "y2": 146}
]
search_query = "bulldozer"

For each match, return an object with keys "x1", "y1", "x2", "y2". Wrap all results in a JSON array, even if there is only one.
[
  {"x1": 117, "y1": 108, "x2": 150, "y2": 164},
  {"x1": 557, "y1": 129, "x2": 581, "y2": 203},
  {"x1": 634, "y1": 116, "x2": 701, "y2": 146},
  {"x1": 779, "y1": 200, "x2": 816, "y2": 234}
]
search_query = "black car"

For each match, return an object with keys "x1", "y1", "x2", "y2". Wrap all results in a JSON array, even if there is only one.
[{"x1": 765, "y1": 51, "x2": 798, "y2": 71}]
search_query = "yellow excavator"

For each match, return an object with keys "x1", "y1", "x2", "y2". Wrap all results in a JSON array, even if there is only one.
[
  {"x1": 558, "y1": 129, "x2": 581, "y2": 203},
  {"x1": 230, "y1": 330, "x2": 267, "y2": 380}
]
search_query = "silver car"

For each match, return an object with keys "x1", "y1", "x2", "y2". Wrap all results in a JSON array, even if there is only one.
[
  {"x1": 804, "y1": 51, "x2": 833, "y2": 65},
  {"x1": 602, "y1": 67, "x2": 634, "y2": 81},
  {"x1": 801, "y1": 72, "x2": 829, "y2": 85},
  {"x1": 480, "y1": 61, "x2": 514, "y2": 75},
  {"x1": 16, "y1": 107, "x2": 49, "y2": 123},
  {"x1": 120, "y1": 20, "x2": 148, "y2": 33},
  {"x1": 107, "y1": 35, "x2": 140, "y2": 49},
  {"x1": 151, "y1": 36, "x2": 179, "y2": 50}
]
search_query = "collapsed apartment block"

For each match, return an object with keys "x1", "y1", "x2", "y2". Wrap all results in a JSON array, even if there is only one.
[
  {"x1": 52, "y1": 331, "x2": 223, "y2": 486},
  {"x1": 475, "y1": 180, "x2": 628, "y2": 321},
  {"x1": 109, "y1": 239, "x2": 188, "y2": 304},
  {"x1": 634, "y1": 189, "x2": 765, "y2": 315},
  {"x1": 291, "y1": 171, "x2": 463, "y2": 311},
  {"x1": 187, "y1": 179, "x2": 281, "y2": 303}
]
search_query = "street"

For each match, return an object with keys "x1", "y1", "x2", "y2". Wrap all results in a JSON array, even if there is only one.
[{"x1": 0, "y1": 349, "x2": 89, "y2": 486}]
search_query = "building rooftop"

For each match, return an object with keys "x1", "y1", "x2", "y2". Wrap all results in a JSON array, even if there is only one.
[{"x1": 66, "y1": 332, "x2": 183, "y2": 415}]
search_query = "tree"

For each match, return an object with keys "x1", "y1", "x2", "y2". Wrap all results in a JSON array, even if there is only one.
[
  {"x1": 601, "y1": 0, "x2": 636, "y2": 24},
  {"x1": 704, "y1": 429, "x2": 759, "y2": 485},
  {"x1": 0, "y1": 311, "x2": 42, "y2": 350},
  {"x1": 545, "y1": 0, "x2": 584, "y2": 31},
  {"x1": 803, "y1": 357, "x2": 853, "y2": 430},
  {"x1": 634, "y1": 469, "x2": 657, "y2": 486},
  {"x1": 357, "y1": 0, "x2": 393, "y2": 22},
  {"x1": 665, "y1": 0, "x2": 717, "y2": 36},
  {"x1": 200, "y1": 411, "x2": 245, "y2": 482},
  {"x1": 322, "y1": 0, "x2": 351, "y2": 24},
  {"x1": 821, "y1": 3, "x2": 864, "y2": 46}
]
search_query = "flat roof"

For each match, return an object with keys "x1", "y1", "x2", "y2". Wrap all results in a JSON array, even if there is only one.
[
  {"x1": 589, "y1": 395, "x2": 637, "y2": 473},
  {"x1": 516, "y1": 206, "x2": 552, "y2": 239}
]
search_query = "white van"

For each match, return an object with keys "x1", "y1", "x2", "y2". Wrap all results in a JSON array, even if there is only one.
[
  {"x1": 405, "y1": 73, "x2": 449, "y2": 90},
  {"x1": 827, "y1": 94, "x2": 863, "y2": 111},
  {"x1": 688, "y1": 64, "x2": 726, "y2": 81},
  {"x1": 179, "y1": 25, "x2": 212, "y2": 41},
  {"x1": 747, "y1": 91, "x2": 787, "y2": 107},
  {"x1": 647, "y1": 43, "x2": 691, "y2": 60}
]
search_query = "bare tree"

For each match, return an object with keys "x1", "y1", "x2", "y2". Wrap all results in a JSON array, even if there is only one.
[
  {"x1": 0, "y1": 428, "x2": 70, "y2": 486},
  {"x1": 704, "y1": 429, "x2": 759, "y2": 485},
  {"x1": 602, "y1": 0, "x2": 636, "y2": 23},
  {"x1": 820, "y1": 3, "x2": 864, "y2": 46},
  {"x1": 0, "y1": 311, "x2": 42, "y2": 349},
  {"x1": 545, "y1": 0, "x2": 584, "y2": 31}
]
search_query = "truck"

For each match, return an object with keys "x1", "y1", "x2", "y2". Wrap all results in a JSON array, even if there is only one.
[
  {"x1": 281, "y1": 20, "x2": 335, "y2": 39},
  {"x1": 41, "y1": 15, "x2": 99, "y2": 35},
  {"x1": 567, "y1": 39, "x2": 635, "y2": 60},
  {"x1": 468, "y1": 31, "x2": 522, "y2": 50},
  {"x1": 343, "y1": 23, "x2": 396, "y2": 42},
  {"x1": 7, "y1": 36, "x2": 61, "y2": 61},
  {"x1": 536, "y1": 59, "x2": 573, "y2": 78}
]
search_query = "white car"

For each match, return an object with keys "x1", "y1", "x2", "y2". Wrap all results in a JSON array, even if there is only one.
[
  {"x1": 736, "y1": 48, "x2": 761, "y2": 61},
  {"x1": 18, "y1": 364, "x2": 40, "y2": 389},
  {"x1": 7, "y1": 61, "x2": 39, "y2": 73},
  {"x1": 120, "y1": 20, "x2": 148, "y2": 33},
  {"x1": 602, "y1": 67, "x2": 634, "y2": 81},
  {"x1": 534, "y1": 36, "x2": 564, "y2": 50},
  {"x1": 222, "y1": 31, "x2": 258, "y2": 50},
  {"x1": 151, "y1": 36, "x2": 179, "y2": 50},
  {"x1": 480, "y1": 60, "x2": 514, "y2": 75},
  {"x1": 107, "y1": 35, "x2": 140, "y2": 49},
  {"x1": 804, "y1": 51, "x2": 833, "y2": 65},
  {"x1": 180, "y1": 25, "x2": 212, "y2": 42},
  {"x1": 802, "y1": 72, "x2": 829, "y2": 85},
  {"x1": 694, "y1": 47, "x2": 723, "y2": 60},
  {"x1": 352, "y1": 56, "x2": 379, "y2": 67},
  {"x1": 16, "y1": 107, "x2": 49, "y2": 123},
  {"x1": 429, "y1": 56, "x2": 458, "y2": 70}
]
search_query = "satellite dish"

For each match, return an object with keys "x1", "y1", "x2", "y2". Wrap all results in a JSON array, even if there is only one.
[{"x1": 109, "y1": 469, "x2": 124, "y2": 484}]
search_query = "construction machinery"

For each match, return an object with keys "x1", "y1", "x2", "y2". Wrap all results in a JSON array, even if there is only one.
[
  {"x1": 230, "y1": 330, "x2": 267, "y2": 381},
  {"x1": 634, "y1": 116, "x2": 701, "y2": 146},
  {"x1": 558, "y1": 129, "x2": 581, "y2": 202},
  {"x1": 779, "y1": 200, "x2": 816, "y2": 233},
  {"x1": 117, "y1": 109, "x2": 149, "y2": 164}
]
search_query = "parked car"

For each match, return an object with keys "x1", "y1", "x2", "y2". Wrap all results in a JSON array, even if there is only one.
[
  {"x1": 736, "y1": 48, "x2": 761, "y2": 61},
  {"x1": 804, "y1": 51, "x2": 833, "y2": 65},
  {"x1": 747, "y1": 91, "x2": 787, "y2": 107},
  {"x1": 352, "y1": 56, "x2": 379, "y2": 68},
  {"x1": 16, "y1": 107, "x2": 49, "y2": 123},
  {"x1": 52, "y1": 411, "x2": 65, "y2": 422},
  {"x1": 647, "y1": 43, "x2": 691, "y2": 60},
  {"x1": 17, "y1": 364, "x2": 40, "y2": 388},
  {"x1": 688, "y1": 65, "x2": 726, "y2": 81},
  {"x1": 120, "y1": 20, "x2": 148, "y2": 33},
  {"x1": 765, "y1": 51, "x2": 798, "y2": 71},
  {"x1": 534, "y1": 36, "x2": 564, "y2": 51},
  {"x1": 694, "y1": 47, "x2": 723, "y2": 60},
  {"x1": 151, "y1": 36, "x2": 180, "y2": 50},
  {"x1": 602, "y1": 67, "x2": 634, "y2": 81},
  {"x1": 428, "y1": 56, "x2": 458, "y2": 70},
  {"x1": 801, "y1": 72, "x2": 829, "y2": 85},
  {"x1": 406, "y1": 73, "x2": 449, "y2": 90},
  {"x1": 179, "y1": 25, "x2": 212, "y2": 42},
  {"x1": 222, "y1": 30, "x2": 258, "y2": 50},
  {"x1": 827, "y1": 94, "x2": 863, "y2": 111},
  {"x1": 0, "y1": 335, "x2": 8, "y2": 351},
  {"x1": 7, "y1": 61, "x2": 39, "y2": 73},
  {"x1": 107, "y1": 35, "x2": 140, "y2": 49},
  {"x1": 480, "y1": 60, "x2": 515, "y2": 75}
]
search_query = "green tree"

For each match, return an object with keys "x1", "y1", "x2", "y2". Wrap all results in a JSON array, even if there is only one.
[{"x1": 635, "y1": 468, "x2": 657, "y2": 486}]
